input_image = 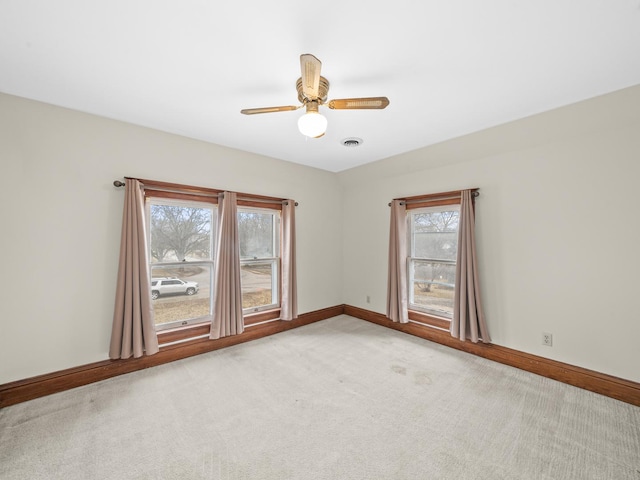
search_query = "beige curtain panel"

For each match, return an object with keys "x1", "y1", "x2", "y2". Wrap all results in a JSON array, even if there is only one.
[
  {"x1": 387, "y1": 199, "x2": 409, "y2": 323},
  {"x1": 210, "y1": 192, "x2": 244, "y2": 339},
  {"x1": 451, "y1": 190, "x2": 490, "y2": 343},
  {"x1": 281, "y1": 200, "x2": 298, "y2": 321},
  {"x1": 109, "y1": 179, "x2": 159, "y2": 359}
]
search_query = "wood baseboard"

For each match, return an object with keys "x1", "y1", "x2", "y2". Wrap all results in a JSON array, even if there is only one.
[
  {"x1": 0, "y1": 305, "x2": 345, "y2": 408},
  {"x1": 343, "y1": 305, "x2": 640, "y2": 407},
  {"x1": 3, "y1": 304, "x2": 638, "y2": 408}
]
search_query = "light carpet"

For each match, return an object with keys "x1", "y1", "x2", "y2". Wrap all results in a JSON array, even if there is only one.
[{"x1": 1, "y1": 315, "x2": 639, "y2": 479}]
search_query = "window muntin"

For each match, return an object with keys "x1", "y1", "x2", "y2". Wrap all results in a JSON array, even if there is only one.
[
  {"x1": 408, "y1": 205, "x2": 460, "y2": 319},
  {"x1": 147, "y1": 197, "x2": 216, "y2": 330},
  {"x1": 238, "y1": 207, "x2": 280, "y2": 313}
]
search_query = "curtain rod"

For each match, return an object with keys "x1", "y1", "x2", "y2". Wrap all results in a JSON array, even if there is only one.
[
  {"x1": 388, "y1": 190, "x2": 479, "y2": 207},
  {"x1": 113, "y1": 180, "x2": 298, "y2": 206}
]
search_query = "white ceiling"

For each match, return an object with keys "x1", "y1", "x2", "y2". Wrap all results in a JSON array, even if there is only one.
[{"x1": 2, "y1": 1, "x2": 640, "y2": 172}]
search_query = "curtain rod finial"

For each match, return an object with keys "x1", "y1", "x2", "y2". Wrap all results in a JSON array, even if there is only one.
[{"x1": 113, "y1": 180, "x2": 125, "y2": 187}]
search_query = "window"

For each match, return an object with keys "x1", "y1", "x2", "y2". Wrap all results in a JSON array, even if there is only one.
[
  {"x1": 389, "y1": 188, "x2": 484, "y2": 337},
  {"x1": 238, "y1": 207, "x2": 280, "y2": 313},
  {"x1": 139, "y1": 179, "x2": 294, "y2": 336},
  {"x1": 406, "y1": 199, "x2": 461, "y2": 324},
  {"x1": 144, "y1": 180, "x2": 292, "y2": 339},
  {"x1": 147, "y1": 196, "x2": 217, "y2": 331}
]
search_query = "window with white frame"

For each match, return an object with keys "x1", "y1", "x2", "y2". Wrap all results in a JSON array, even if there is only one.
[
  {"x1": 140, "y1": 180, "x2": 291, "y2": 336},
  {"x1": 147, "y1": 196, "x2": 216, "y2": 330},
  {"x1": 408, "y1": 204, "x2": 460, "y2": 319},
  {"x1": 238, "y1": 206, "x2": 280, "y2": 313}
]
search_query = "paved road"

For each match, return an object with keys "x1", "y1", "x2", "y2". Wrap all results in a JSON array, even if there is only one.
[{"x1": 153, "y1": 268, "x2": 270, "y2": 304}]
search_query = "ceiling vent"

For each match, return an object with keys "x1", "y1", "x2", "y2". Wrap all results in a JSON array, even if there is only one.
[{"x1": 341, "y1": 137, "x2": 363, "y2": 147}]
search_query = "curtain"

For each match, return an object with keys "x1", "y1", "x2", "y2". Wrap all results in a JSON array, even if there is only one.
[
  {"x1": 211, "y1": 191, "x2": 244, "y2": 339},
  {"x1": 281, "y1": 200, "x2": 298, "y2": 321},
  {"x1": 451, "y1": 190, "x2": 491, "y2": 343},
  {"x1": 109, "y1": 179, "x2": 159, "y2": 359},
  {"x1": 387, "y1": 199, "x2": 408, "y2": 323}
]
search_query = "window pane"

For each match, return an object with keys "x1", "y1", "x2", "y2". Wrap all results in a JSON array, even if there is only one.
[
  {"x1": 412, "y1": 210, "x2": 459, "y2": 260},
  {"x1": 149, "y1": 204, "x2": 213, "y2": 263},
  {"x1": 408, "y1": 206, "x2": 459, "y2": 319},
  {"x1": 150, "y1": 264, "x2": 212, "y2": 326},
  {"x1": 241, "y1": 261, "x2": 277, "y2": 311},
  {"x1": 238, "y1": 211, "x2": 276, "y2": 259},
  {"x1": 409, "y1": 260, "x2": 456, "y2": 318},
  {"x1": 237, "y1": 207, "x2": 280, "y2": 313}
]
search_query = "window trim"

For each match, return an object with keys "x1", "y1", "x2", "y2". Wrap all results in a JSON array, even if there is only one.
[{"x1": 136, "y1": 177, "x2": 287, "y2": 210}]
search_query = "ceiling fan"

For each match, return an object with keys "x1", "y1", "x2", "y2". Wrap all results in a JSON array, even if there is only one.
[{"x1": 240, "y1": 54, "x2": 390, "y2": 138}]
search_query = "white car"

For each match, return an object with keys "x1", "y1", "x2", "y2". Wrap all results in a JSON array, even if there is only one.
[{"x1": 151, "y1": 277, "x2": 199, "y2": 300}]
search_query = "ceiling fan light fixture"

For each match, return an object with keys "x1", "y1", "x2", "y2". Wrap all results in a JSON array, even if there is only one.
[{"x1": 298, "y1": 103, "x2": 327, "y2": 138}]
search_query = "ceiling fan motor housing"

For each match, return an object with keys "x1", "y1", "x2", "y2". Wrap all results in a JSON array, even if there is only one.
[{"x1": 297, "y1": 76, "x2": 330, "y2": 104}]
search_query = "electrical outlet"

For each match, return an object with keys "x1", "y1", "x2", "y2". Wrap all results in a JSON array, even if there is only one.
[
  {"x1": 366, "y1": 295, "x2": 371, "y2": 304},
  {"x1": 542, "y1": 332, "x2": 553, "y2": 347}
]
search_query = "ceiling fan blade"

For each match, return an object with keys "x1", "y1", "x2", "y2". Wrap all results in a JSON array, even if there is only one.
[
  {"x1": 300, "y1": 54, "x2": 322, "y2": 99},
  {"x1": 240, "y1": 105, "x2": 300, "y2": 115},
  {"x1": 327, "y1": 97, "x2": 390, "y2": 110}
]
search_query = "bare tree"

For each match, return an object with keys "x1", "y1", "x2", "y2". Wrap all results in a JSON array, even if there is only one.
[
  {"x1": 238, "y1": 212, "x2": 274, "y2": 258},
  {"x1": 150, "y1": 205, "x2": 212, "y2": 262},
  {"x1": 413, "y1": 210, "x2": 459, "y2": 291}
]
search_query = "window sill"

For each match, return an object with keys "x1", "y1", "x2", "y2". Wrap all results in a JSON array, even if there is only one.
[
  {"x1": 244, "y1": 309, "x2": 281, "y2": 326},
  {"x1": 156, "y1": 309, "x2": 282, "y2": 346},
  {"x1": 408, "y1": 310, "x2": 451, "y2": 330},
  {"x1": 157, "y1": 322, "x2": 211, "y2": 346}
]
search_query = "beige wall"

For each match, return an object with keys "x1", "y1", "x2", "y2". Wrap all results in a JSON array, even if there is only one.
[
  {"x1": 0, "y1": 93, "x2": 344, "y2": 383},
  {"x1": 2, "y1": 84, "x2": 640, "y2": 386},
  {"x1": 339, "y1": 85, "x2": 640, "y2": 383}
]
